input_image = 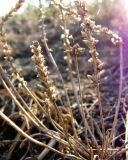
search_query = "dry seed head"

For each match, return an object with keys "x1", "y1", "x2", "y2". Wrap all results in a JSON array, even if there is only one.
[
  {"x1": 43, "y1": 98, "x2": 52, "y2": 108},
  {"x1": 31, "y1": 41, "x2": 47, "y2": 75},
  {"x1": 88, "y1": 58, "x2": 93, "y2": 63},
  {"x1": 96, "y1": 58, "x2": 103, "y2": 66},
  {"x1": 82, "y1": 39, "x2": 89, "y2": 45},
  {"x1": 81, "y1": 18, "x2": 95, "y2": 31},
  {"x1": 2, "y1": 38, "x2": 27, "y2": 88},
  {"x1": 48, "y1": 86, "x2": 57, "y2": 100},
  {"x1": 89, "y1": 49, "x2": 95, "y2": 54},
  {"x1": 69, "y1": 35, "x2": 73, "y2": 40},
  {"x1": 81, "y1": 31, "x2": 86, "y2": 37},
  {"x1": 75, "y1": 0, "x2": 88, "y2": 18},
  {"x1": 31, "y1": 41, "x2": 57, "y2": 100},
  {"x1": 3, "y1": 43, "x2": 12, "y2": 56},
  {"x1": 96, "y1": 52, "x2": 99, "y2": 56},
  {"x1": 77, "y1": 47, "x2": 85, "y2": 52},
  {"x1": 72, "y1": 43, "x2": 85, "y2": 55},
  {"x1": 64, "y1": 56, "x2": 67, "y2": 60},
  {"x1": 97, "y1": 62, "x2": 104, "y2": 70},
  {"x1": 87, "y1": 74, "x2": 93, "y2": 81},
  {"x1": 30, "y1": 41, "x2": 42, "y2": 56},
  {"x1": 61, "y1": 34, "x2": 65, "y2": 39},
  {"x1": 66, "y1": 39, "x2": 70, "y2": 46},
  {"x1": 94, "y1": 25, "x2": 122, "y2": 44}
]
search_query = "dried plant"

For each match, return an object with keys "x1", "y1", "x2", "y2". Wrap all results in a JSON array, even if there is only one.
[{"x1": 0, "y1": 0, "x2": 126, "y2": 160}]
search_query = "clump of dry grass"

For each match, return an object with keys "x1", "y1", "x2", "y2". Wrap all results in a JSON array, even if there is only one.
[{"x1": 0, "y1": 0, "x2": 125, "y2": 160}]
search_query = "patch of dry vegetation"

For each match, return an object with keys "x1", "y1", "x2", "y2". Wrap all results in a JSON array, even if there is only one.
[{"x1": 0, "y1": 0, "x2": 126, "y2": 160}]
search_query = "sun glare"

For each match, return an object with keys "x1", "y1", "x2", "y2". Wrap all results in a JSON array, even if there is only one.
[
  {"x1": 1, "y1": 0, "x2": 126, "y2": 17},
  {"x1": 124, "y1": 0, "x2": 128, "y2": 10},
  {"x1": 85, "y1": 0, "x2": 93, "y2": 5}
]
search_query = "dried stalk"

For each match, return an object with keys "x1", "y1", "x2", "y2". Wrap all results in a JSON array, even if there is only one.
[
  {"x1": 0, "y1": 110, "x2": 67, "y2": 157},
  {"x1": 108, "y1": 43, "x2": 123, "y2": 146},
  {"x1": 82, "y1": 19, "x2": 105, "y2": 156},
  {"x1": 39, "y1": 0, "x2": 71, "y2": 109}
]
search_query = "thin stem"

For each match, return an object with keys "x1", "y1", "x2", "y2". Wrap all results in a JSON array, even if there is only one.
[
  {"x1": 66, "y1": 51, "x2": 99, "y2": 148},
  {"x1": 39, "y1": 6, "x2": 78, "y2": 139},
  {"x1": 74, "y1": 55, "x2": 89, "y2": 116},
  {"x1": 23, "y1": 85, "x2": 64, "y2": 134},
  {"x1": 0, "y1": 65, "x2": 47, "y2": 130},
  {"x1": 74, "y1": 54, "x2": 89, "y2": 146},
  {"x1": 91, "y1": 47, "x2": 105, "y2": 156},
  {"x1": 0, "y1": 110, "x2": 67, "y2": 157},
  {"x1": 0, "y1": 65, "x2": 69, "y2": 145},
  {"x1": 39, "y1": 3, "x2": 71, "y2": 110},
  {"x1": 109, "y1": 43, "x2": 123, "y2": 146},
  {"x1": 84, "y1": 26, "x2": 105, "y2": 154},
  {"x1": 38, "y1": 139, "x2": 57, "y2": 160},
  {"x1": 60, "y1": 6, "x2": 99, "y2": 148},
  {"x1": 107, "y1": 142, "x2": 126, "y2": 160}
]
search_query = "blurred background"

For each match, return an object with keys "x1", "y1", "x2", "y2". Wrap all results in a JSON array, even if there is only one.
[{"x1": 0, "y1": 0, "x2": 128, "y2": 83}]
